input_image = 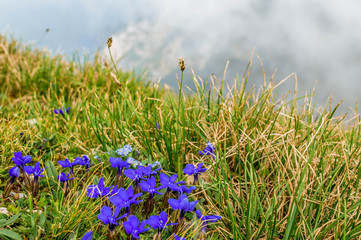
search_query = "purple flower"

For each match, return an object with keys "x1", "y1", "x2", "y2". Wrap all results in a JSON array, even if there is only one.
[
  {"x1": 173, "y1": 234, "x2": 185, "y2": 240},
  {"x1": 97, "y1": 206, "x2": 127, "y2": 232},
  {"x1": 195, "y1": 210, "x2": 222, "y2": 223},
  {"x1": 123, "y1": 215, "x2": 149, "y2": 239},
  {"x1": 159, "y1": 173, "x2": 185, "y2": 192},
  {"x1": 156, "y1": 122, "x2": 160, "y2": 130},
  {"x1": 78, "y1": 155, "x2": 91, "y2": 170},
  {"x1": 183, "y1": 163, "x2": 207, "y2": 184},
  {"x1": 147, "y1": 211, "x2": 177, "y2": 234},
  {"x1": 58, "y1": 172, "x2": 74, "y2": 183},
  {"x1": 54, "y1": 107, "x2": 70, "y2": 116},
  {"x1": 109, "y1": 157, "x2": 129, "y2": 176},
  {"x1": 109, "y1": 186, "x2": 143, "y2": 214},
  {"x1": 123, "y1": 166, "x2": 145, "y2": 184},
  {"x1": 9, "y1": 166, "x2": 20, "y2": 178},
  {"x1": 198, "y1": 142, "x2": 215, "y2": 159},
  {"x1": 80, "y1": 231, "x2": 92, "y2": 240},
  {"x1": 58, "y1": 158, "x2": 81, "y2": 174},
  {"x1": 139, "y1": 176, "x2": 163, "y2": 198},
  {"x1": 87, "y1": 177, "x2": 113, "y2": 198},
  {"x1": 9, "y1": 166, "x2": 20, "y2": 184},
  {"x1": 195, "y1": 210, "x2": 222, "y2": 233},
  {"x1": 175, "y1": 185, "x2": 196, "y2": 195},
  {"x1": 141, "y1": 165, "x2": 161, "y2": 178},
  {"x1": 24, "y1": 162, "x2": 46, "y2": 183},
  {"x1": 12, "y1": 151, "x2": 32, "y2": 169},
  {"x1": 168, "y1": 195, "x2": 198, "y2": 220}
]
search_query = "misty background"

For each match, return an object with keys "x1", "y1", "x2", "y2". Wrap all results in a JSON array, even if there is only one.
[{"x1": 1, "y1": 0, "x2": 361, "y2": 114}]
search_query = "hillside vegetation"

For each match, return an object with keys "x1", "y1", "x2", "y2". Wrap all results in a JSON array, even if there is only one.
[{"x1": 1, "y1": 35, "x2": 361, "y2": 239}]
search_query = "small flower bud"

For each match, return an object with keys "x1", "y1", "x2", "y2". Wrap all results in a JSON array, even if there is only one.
[
  {"x1": 107, "y1": 37, "x2": 113, "y2": 48},
  {"x1": 178, "y1": 58, "x2": 185, "y2": 72}
]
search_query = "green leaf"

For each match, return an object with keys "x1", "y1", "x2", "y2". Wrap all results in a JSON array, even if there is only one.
[
  {"x1": 93, "y1": 175, "x2": 99, "y2": 185},
  {"x1": 39, "y1": 210, "x2": 46, "y2": 228},
  {"x1": 45, "y1": 161, "x2": 58, "y2": 179},
  {"x1": 0, "y1": 213, "x2": 21, "y2": 228},
  {"x1": 105, "y1": 146, "x2": 116, "y2": 157},
  {"x1": 45, "y1": 161, "x2": 54, "y2": 178},
  {"x1": 0, "y1": 229, "x2": 23, "y2": 240}
]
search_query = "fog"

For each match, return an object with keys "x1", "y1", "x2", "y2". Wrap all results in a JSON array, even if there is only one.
[{"x1": 2, "y1": 0, "x2": 361, "y2": 113}]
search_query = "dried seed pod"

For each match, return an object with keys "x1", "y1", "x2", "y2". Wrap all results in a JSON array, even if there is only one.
[
  {"x1": 107, "y1": 37, "x2": 113, "y2": 48},
  {"x1": 178, "y1": 58, "x2": 185, "y2": 72}
]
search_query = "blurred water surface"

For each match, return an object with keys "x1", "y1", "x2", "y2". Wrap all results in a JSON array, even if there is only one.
[{"x1": 2, "y1": 0, "x2": 361, "y2": 113}]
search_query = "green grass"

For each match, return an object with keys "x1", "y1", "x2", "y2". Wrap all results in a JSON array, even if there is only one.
[{"x1": 1, "y1": 35, "x2": 361, "y2": 240}]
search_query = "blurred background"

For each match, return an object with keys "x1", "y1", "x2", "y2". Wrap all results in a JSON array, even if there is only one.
[{"x1": 1, "y1": 0, "x2": 361, "y2": 113}]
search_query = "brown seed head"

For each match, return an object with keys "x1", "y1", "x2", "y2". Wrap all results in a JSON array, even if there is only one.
[
  {"x1": 178, "y1": 58, "x2": 186, "y2": 72},
  {"x1": 107, "y1": 37, "x2": 113, "y2": 48}
]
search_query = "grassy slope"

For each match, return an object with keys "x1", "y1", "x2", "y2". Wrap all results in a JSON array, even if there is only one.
[{"x1": 1, "y1": 35, "x2": 361, "y2": 239}]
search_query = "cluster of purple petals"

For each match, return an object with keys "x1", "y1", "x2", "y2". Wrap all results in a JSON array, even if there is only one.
[
  {"x1": 123, "y1": 165, "x2": 161, "y2": 185},
  {"x1": 198, "y1": 142, "x2": 216, "y2": 159},
  {"x1": 9, "y1": 166, "x2": 20, "y2": 178},
  {"x1": 9, "y1": 166, "x2": 20, "y2": 184},
  {"x1": 168, "y1": 195, "x2": 198, "y2": 217},
  {"x1": 183, "y1": 162, "x2": 207, "y2": 184},
  {"x1": 159, "y1": 173, "x2": 186, "y2": 192},
  {"x1": 109, "y1": 186, "x2": 143, "y2": 213},
  {"x1": 78, "y1": 155, "x2": 91, "y2": 169},
  {"x1": 58, "y1": 155, "x2": 91, "y2": 175},
  {"x1": 109, "y1": 157, "x2": 129, "y2": 175},
  {"x1": 148, "y1": 211, "x2": 177, "y2": 233},
  {"x1": 139, "y1": 176, "x2": 163, "y2": 198},
  {"x1": 183, "y1": 163, "x2": 207, "y2": 177},
  {"x1": 195, "y1": 210, "x2": 222, "y2": 223},
  {"x1": 80, "y1": 231, "x2": 92, "y2": 240},
  {"x1": 10, "y1": 152, "x2": 46, "y2": 182},
  {"x1": 173, "y1": 234, "x2": 186, "y2": 240},
  {"x1": 84, "y1": 143, "x2": 220, "y2": 239},
  {"x1": 195, "y1": 209, "x2": 222, "y2": 233},
  {"x1": 87, "y1": 177, "x2": 116, "y2": 198},
  {"x1": 97, "y1": 206, "x2": 127, "y2": 231},
  {"x1": 12, "y1": 151, "x2": 32, "y2": 169},
  {"x1": 54, "y1": 107, "x2": 70, "y2": 115},
  {"x1": 123, "y1": 215, "x2": 149, "y2": 239},
  {"x1": 24, "y1": 162, "x2": 46, "y2": 182},
  {"x1": 58, "y1": 172, "x2": 74, "y2": 182}
]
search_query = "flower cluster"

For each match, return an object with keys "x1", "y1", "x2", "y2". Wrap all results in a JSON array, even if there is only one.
[
  {"x1": 58, "y1": 155, "x2": 91, "y2": 173},
  {"x1": 57, "y1": 155, "x2": 95, "y2": 193},
  {"x1": 5, "y1": 142, "x2": 220, "y2": 239},
  {"x1": 82, "y1": 143, "x2": 221, "y2": 239},
  {"x1": 116, "y1": 144, "x2": 132, "y2": 157},
  {"x1": 5, "y1": 152, "x2": 46, "y2": 198},
  {"x1": 12, "y1": 151, "x2": 32, "y2": 171},
  {"x1": 54, "y1": 106, "x2": 70, "y2": 116},
  {"x1": 127, "y1": 157, "x2": 142, "y2": 168}
]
